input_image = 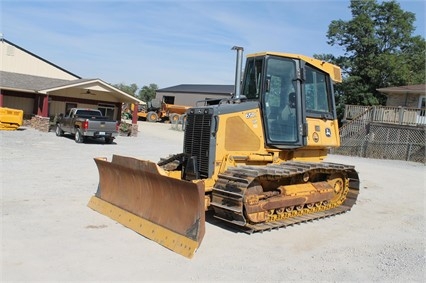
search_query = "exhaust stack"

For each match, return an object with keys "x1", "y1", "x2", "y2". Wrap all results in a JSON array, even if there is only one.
[{"x1": 232, "y1": 46, "x2": 244, "y2": 99}]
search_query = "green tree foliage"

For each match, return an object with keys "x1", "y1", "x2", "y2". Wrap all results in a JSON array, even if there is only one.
[
  {"x1": 113, "y1": 83, "x2": 139, "y2": 97},
  {"x1": 322, "y1": 0, "x2": 425, "y2": 108},
  {"x1": 138, "y1": 83, "x2": 159, "y2": 102}
]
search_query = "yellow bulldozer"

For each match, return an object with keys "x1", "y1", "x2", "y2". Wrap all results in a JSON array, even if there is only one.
[
  {"x1": 0, "y1": 107, "x2": 24, "y2": 130},
  {"x1": 88, "y1": 47, "x2": 360, "y2": 258}
]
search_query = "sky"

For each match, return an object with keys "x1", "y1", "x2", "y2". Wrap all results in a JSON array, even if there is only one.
[{"x1": 1, "y1": 0, "x2": 425, "y2": 89}]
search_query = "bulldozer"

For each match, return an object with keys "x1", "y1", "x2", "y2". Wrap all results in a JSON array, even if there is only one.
[{"x1": 88, "y1": 47, "x2": 360, "y2": 258}]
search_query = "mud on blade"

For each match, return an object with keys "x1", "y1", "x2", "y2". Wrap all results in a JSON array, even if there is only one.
[{"x1": 87, "y1": 155, "x2": 205, "y2": 258}]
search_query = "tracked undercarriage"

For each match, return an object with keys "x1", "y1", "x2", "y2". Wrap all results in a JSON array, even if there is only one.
[{"x1": 210, "y1": 162, "x2": 360, "y2": 233}]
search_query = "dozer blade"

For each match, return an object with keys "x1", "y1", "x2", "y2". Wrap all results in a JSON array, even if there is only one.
[{"x1": 87, "y1": 155, "x2": 205, "y2": 258}]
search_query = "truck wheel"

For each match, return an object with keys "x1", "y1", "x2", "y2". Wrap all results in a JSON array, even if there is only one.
[
  {"x1": 105, "y1": 137, "x2": 114, "y2": 144},
  {"x1": 169, "y1": 113, "x2": 180, "y2": 124},
  {"x1": 55, "y1": 125, "x2": 63, "y2": 136},
  {"x1": 75, "y1": 129, "x2": 85, "y2": 143},
  {"x1": 147, "y1": 112, "x2": 158, "y2": 122}
]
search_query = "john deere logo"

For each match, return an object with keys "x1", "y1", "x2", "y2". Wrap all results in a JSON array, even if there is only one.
[{"x1": 312, "y1": 132, "x2": 319, "y2": 143}]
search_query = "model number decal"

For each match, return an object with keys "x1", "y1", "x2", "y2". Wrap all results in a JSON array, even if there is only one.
[{"x1": 245, "y1": 112, "x2": 256, "y2": 118}]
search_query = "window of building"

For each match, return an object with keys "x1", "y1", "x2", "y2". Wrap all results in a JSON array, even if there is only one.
[
  {"x1": 98, "y1": 103, "x2": 115, "y2": 119},
  {"x1": 163, "y1": 96, "x2": 175, "y2": 104},
  {"x1": 65, "y1": 103, "x2": 77, "y2": 115}
]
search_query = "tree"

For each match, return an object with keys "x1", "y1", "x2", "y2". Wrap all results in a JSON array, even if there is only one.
[
  {"x1": 138, "y1": 83, "x2": 159, "y2": 102},
  {"x1": 113, "y1": 83, "x2": 138, "y2": 97},
  {"x1": 324, "y1": 0, "x2": 425, "y2": 107}
]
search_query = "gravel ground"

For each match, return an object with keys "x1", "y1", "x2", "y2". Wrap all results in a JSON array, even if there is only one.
[{"x1": 1, "y1": 122, "x2": 425, "y2": 282}]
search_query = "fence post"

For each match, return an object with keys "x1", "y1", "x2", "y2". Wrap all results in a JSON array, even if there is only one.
[
  {"x1": 371, "y1": 106, "x2": 376, "y2": 122},
  {"x1": 405, "y1": 143, "x2": 412, "y2": 161},
  {"x1": 360, "y1": 138, "x2": 367, "y2": 157},
  {"x1": 398, "y1": 107, "x2": 404, "y2": 125}
]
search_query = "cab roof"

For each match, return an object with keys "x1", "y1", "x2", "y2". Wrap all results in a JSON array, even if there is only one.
[{"x1": 247, "y1": 51, "x2": 342, "y2": 83}]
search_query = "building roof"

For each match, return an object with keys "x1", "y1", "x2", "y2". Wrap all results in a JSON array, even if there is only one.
[
  {"x1": 0, "y1": 71, "x2": 144, "y2": 104},
  {"x1": 377, "y1": 84, "x2": 426, "y2": 95},
  {"x1": 158, "y1": 84, "x2": 234, "y2": 95},
  {"x1": 0, "y1": 71, "x2": 71, "y2": 92},
  {"x1": 1, "y1": 37, "x2": 144, "y2": 105}
]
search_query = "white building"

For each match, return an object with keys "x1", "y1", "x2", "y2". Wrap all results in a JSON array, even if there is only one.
[{"x1": 0, "y1": 38, "x2": 143, "y2": 131}]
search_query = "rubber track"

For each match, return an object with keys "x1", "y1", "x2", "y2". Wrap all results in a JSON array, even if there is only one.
[{"x1": 211, "y1": 161, "x2": 360, "y2": 234}]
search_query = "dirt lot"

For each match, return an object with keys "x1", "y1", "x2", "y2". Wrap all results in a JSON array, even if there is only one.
[{"x1": 1, "y1": 122, "x2": 425, "y2": 282}]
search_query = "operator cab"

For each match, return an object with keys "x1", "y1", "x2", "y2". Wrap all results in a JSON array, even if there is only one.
[{"x1": 241, "y1": 53, "x2": 337, "y2": 149}]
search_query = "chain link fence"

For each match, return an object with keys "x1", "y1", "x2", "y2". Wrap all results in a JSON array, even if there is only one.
[{"x1": 333, "y1": 122, "x2": 425, "y2": 164}]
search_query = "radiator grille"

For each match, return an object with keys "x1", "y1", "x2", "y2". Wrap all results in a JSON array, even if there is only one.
[{"x1": 183, "y1": 110, "x2": 214, "y2": 178}]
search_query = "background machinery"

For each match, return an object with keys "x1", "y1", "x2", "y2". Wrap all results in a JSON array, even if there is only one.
[
  {"x1": 0, "y1": 107, "x2": 24, "y2": 130},
  {"x1": 124, "y1": 98, "x2": 190, "y2": 123},
  {"x1": 88, "y1": 47, "x2": 360, "y2": 258}
]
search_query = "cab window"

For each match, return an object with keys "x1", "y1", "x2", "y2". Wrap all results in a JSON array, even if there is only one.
[
  {"x1": 264, "y1": 57, "x2": 298, "y2": 143},
  {"x1": 242, "y1": 58, "x2": 264, "y2": 99},
  {"x1": 304, "y1": 65, "x2": 332, "y2": 114}
]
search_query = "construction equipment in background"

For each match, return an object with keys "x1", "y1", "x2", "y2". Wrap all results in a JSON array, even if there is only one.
[
  {"x1": 88, "y1": 47, "x2": 360, "y2": 258},
  {"x1": 124, "y1": 98, "x2": 190, "y2": 123},
  {"x1": 0, "y1": 107, "x2": 24, "y2": 130}
]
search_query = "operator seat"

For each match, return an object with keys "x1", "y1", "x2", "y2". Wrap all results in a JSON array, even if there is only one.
[
  {"x1": 281, "y1": 92, "x2": 296, "y2": 121},
  {"x1": 269, "y1": 92, "x2": 297, "y2": 142}
]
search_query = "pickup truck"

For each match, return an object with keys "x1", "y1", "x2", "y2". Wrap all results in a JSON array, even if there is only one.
[{"x1": 55, "y1": 108, "x2": 118, "y2": 144}]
